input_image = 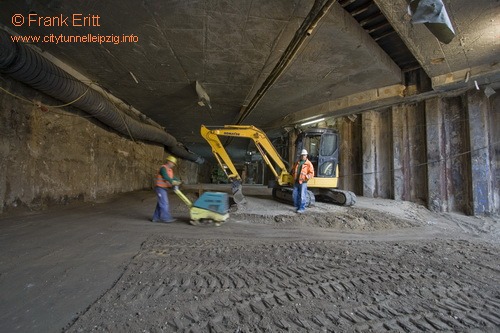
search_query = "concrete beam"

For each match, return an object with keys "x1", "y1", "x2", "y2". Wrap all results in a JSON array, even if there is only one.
[
  {"x1": 432, "y1": 63, "x2": 500, "y2": 91},
  {"x1": 375, "y1": 0, "x2": 500, "y2": 81},
  {"x1": 267, "y1": 84, "x2": 405, "y2": 129}
]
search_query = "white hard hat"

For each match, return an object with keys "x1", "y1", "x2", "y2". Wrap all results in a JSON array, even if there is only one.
[{"x1": 301, "y1": 149, "x2": 308, "y2": 155}]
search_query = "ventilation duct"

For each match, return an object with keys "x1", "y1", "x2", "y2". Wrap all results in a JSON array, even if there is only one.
[
  {"x1": 0, "y1": 29, "x2": 204, "y2": 164},
  {"x1": 409, "y1": 0, "x2": 456, "y2": 44}
]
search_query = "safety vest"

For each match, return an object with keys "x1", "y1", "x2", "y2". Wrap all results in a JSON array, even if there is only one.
[
  {"x1": 155, "y1": 164, "x2": 174, "y2": 188},
  {"x1": 292, "y1": 159, "x2": 314, "y2": 184}
]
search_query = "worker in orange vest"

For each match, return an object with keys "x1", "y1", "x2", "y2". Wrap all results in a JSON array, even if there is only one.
[
  {"x1": 152, "y1": 155, "x2": 181, "y2": 223},
  {"x1": 291, "y1": 149, "x2": 314, "y2": 213}
]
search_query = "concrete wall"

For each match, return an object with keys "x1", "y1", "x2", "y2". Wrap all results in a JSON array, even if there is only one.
[
  {"x1": 0, "y1": 78, "x2": 166, "y2": 213},
  {"x1": 176, "y1": 159, "x2": 202, "y2": 185},
  {"x1": 337, "y1": 88, "x2": 499, "y2": 216}
]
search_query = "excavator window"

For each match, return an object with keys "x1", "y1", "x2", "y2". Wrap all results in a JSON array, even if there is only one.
[
  {"x1": 318, "y1": 133, "x2": 338, "y2": 177},
  {"x1": 320, "y1": 133, "x2": 336, "y2": 156},
  {"x1": 296, "y1": 129, "x2": 339, "y2": 178}
]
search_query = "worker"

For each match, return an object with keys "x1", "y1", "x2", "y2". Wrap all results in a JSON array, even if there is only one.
[
  {"x1": 291, "y1": 149, "x2": 314, "y2": 213},
  {"x1": 152, "y1": 155, "x2": 181, "y2": 223}
]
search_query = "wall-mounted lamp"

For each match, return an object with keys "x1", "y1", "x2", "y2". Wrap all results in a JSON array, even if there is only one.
[
  {"x1": 195, "y1": 80, "x2": 212, "y2": 109},
  {"x1": 300, "y1": 117, "x2": 325, "y2": 127}
]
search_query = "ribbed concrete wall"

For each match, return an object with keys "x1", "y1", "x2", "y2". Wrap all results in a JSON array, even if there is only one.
[{"x1": 337, "y1": 89, "x2": 499, "y2": 216}]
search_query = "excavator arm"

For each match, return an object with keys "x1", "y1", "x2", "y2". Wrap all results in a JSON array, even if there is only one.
[{"x1": 200, "y1": 125, "x2": 294, "y2": 186}]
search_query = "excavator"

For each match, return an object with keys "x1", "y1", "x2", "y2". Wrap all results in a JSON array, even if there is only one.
[{"x1": 200, "y1": 125, "x2": 356, "y2": 207}]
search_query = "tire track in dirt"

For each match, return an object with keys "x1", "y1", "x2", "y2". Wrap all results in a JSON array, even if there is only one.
[{"x1": 67, "y1": 238, "x2": 500, "y2": 332}]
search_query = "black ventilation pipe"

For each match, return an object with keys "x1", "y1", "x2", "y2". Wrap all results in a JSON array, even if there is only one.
[{"x1": 0, "y1": 29, "x2": 204, "y2": 164}]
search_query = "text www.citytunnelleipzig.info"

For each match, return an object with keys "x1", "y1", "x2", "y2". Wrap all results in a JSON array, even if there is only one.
[{"x1": 8, "y1": 33, "x2": 139, "y2": 45}]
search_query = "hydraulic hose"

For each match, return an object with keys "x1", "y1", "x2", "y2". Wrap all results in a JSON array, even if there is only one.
[{"x1": 0, "y1": 29, "x2": 204, "y2": 164}]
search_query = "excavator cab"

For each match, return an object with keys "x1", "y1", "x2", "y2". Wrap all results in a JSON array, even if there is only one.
[
  {"x1": 294, "y1": 128, "x2": 339, "y2": 178},
  {"x1": 292, "y1": 127, "x2": 355, "y2": 206}
]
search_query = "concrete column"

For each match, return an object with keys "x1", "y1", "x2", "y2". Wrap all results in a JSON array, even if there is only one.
[
  {"x1": 408, "y1": 103, "x2": 428, "y2": 204},
  {"x1": 338, "y1": 118, "x2": 352, "y2": 192},
  {"x1": 492, "y1": 94, "x2": 500, "y2": 214},
  {"x1": 392, "y1": 104, "x2": 427, "y2": 203},
  {"x1": 378, "y1": 110, "x2": 392, "y2": 198},
  {"x1": 466, "y1": 90, "x2": 493, "y2": 215},
  {"x1": 362, "y1": 111, "x2": 378, "y2": 197},
  {"x1": 425, "y1": 98, "x2": 447, "y2": 212},
  {"x1": 447, "y1": 97, "x2": 470, "y2": 214},
  {"x1": 288, "y1": 130, "x2": 298, "y2": 167},
  {"x1": 362, "y1": 110, "x2": 392, "y2": 198},
  {"x1": 426, "y1": 96, "x2": 472, "y2": 214},
  {"x1": 338, "y1": 116, "x2": 363, "y2": 195},
  {"x1": 391, "y1": 105, "x2": 408, "y2": 201}
]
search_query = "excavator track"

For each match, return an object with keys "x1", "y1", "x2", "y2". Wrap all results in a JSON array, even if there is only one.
[
  {"x1": 272, "y1": 187, "x2": 356, "y2": 207},
  {"x1": 272, "y1": 187, "x2": 315, "y2": 207},
  {"x1": 314, "y1": 188, "x2": 357, "y2": 206}
]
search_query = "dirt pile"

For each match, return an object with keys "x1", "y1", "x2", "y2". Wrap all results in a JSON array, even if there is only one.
[
  {"x1": 234, "y1": 208, "x2": 421, "y2": 231},
  {"x1": 230, "y1": 196, "x2": 431, "y2": 231}
]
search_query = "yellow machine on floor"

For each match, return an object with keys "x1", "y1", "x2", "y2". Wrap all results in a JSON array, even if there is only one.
[
  {"x1": 200, "y1": 124, "x2": 356, "y2": 207},
  {"x1": 173, "y1": 186, "x2": 229, "y2": 226}
]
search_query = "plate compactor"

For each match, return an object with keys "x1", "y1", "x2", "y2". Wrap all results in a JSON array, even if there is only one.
[{"x1": 173, "y1": 186, "x2": 229, "y2": 226}]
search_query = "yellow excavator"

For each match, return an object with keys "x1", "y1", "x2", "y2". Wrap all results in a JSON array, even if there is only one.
[{"x1": 200, "y1": 125, "x2": 356, "y2": 207}]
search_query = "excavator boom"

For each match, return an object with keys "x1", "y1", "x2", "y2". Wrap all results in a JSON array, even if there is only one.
[{"x1": 201, "y1": 125, "x2": 293, "y2": 186}]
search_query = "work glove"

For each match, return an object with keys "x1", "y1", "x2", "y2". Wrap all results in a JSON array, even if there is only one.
[{"x1": 172, "y1": 180, "x2": 182, "y2": 186}]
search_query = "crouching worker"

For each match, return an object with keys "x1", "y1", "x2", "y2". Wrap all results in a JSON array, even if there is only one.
[{"x1": 152, "y1": 155, "x2": 181, "y2": 223}]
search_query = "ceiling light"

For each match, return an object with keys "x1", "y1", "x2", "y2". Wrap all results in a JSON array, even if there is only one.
[
  {"x1": 300, "y1": 117, "x2": 325, "y2": 127},
  {"x1": 129, "y1": 71, "x2": 139, "y2": 84}
]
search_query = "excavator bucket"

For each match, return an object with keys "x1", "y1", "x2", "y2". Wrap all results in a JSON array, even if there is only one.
[{"x1": 231, "y1": 180, "x2": 246, "y2": 204}]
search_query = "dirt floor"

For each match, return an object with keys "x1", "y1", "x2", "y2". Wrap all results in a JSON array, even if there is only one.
[{"x1": 1, "y1": 187, "x2": 499, "y2": 332}]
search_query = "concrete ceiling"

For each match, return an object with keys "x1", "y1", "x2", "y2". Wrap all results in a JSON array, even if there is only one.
[{"x1": 0, "y1": 0, "x2": 499, "y2": 159}]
